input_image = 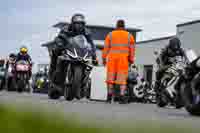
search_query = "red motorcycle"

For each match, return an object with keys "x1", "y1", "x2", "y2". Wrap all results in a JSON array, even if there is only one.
[{"x1": 14, "y1": 60, "x2": 31, "y2": 92}]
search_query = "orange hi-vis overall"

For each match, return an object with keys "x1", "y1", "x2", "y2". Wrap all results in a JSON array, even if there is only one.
[{"x1": 102, "y1": 29, "x2": 135, "y2": 85}]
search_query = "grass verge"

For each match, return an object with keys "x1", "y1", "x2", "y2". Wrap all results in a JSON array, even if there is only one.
[{"x1": 0, "y1": 104, "x2": 199, "y2": 133}]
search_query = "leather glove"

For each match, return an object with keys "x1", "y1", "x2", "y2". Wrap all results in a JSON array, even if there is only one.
[
  {"x1": 92, "y1": 56, "x2": 99, "y2": 66},
  {"x1": 92, "y1": 60, "x2": 98, "y2": 66}
]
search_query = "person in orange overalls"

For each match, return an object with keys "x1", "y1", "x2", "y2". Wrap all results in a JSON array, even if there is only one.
[{"x1": 102, "y1": 20, "x2": 135, "y2": 104}]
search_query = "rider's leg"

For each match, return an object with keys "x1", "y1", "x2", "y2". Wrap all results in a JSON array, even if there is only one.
[
  {"x1": 154, "y1": 69, "x2": 163, "y2": 93},
  {"x1": 53, "y1": 57, "x2": 66, "y2": 88},
  {"x1": 49, "y1": 49, "x2": 61, "y2": 81}
]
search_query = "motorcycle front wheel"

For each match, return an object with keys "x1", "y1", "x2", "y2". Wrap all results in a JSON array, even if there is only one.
[
  {"x1": 181, "y1": 83, "x2": 200, "y2": 116},
  {"x1": 64, "y1": 65, "x2": 83, "y2": 101},
  {"x1": 16, "y1": 74, "x2": 26, "y2": 93},
  {"x1": 73, "y1": 65, "x2": 83, "y2": 100},
  {"x1": 156, "y1": 88, "x2": 168, "y2": 108}
]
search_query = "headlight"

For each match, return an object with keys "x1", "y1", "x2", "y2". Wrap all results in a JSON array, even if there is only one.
[
  {"x1": 39, "y1": 78, "x2": 44, "y2": 82},
  {"x1": 67, "y1": 49, "x2": 78, "y2": 58},
  {"x1": 196, "y1": 58, "x2": 200, "y2": 68},
  {"x1": 83, "y1": 57, "x2": 92, "y2": 62},
  {"x1": 83, "y1": 52, "x2": 92, "y2": 62}
]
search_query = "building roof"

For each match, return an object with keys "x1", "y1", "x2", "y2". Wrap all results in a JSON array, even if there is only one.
[
  {"x1": 136, "y1": 35, "x2": 174, "y2": 45},
  {"x1": 177, "y1": 20, "x2": 200, "y2": 27},
  {"x1": 53, "y1": 22, "x2": 142, "y2": 32}
]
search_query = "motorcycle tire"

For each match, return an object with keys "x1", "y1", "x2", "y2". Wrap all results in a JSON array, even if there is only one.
[
  {"x1": 17, "y1": 79, "x2": 25, "y2": 93},
  {"x1": 175, "y1": 93, "x2": 184, "y2": 109},
  {"x1": 7, "y1": 78, "x2": 14, "y2": 91},
  {"x1": 64, "y1": 65, "x2": 75, "y2": 101},
  {"x1": 181, "y1": 83, "x2": 200, "y2": 116},
  {"x1": 156, "y1": 93, "x2": 168, "y2": 107},
  {"x1": 72, "y1": 66, "x2": 83, "y2": 100},
  {"x1": 127, "y1": 83, "x2": 135, "y2": 102},
  {"x1": 0, "y1": 79, "x2": 4, "y2": 91}
]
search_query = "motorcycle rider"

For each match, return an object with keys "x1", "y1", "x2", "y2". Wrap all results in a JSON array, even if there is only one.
[
  {"x1": 15, "y1": 46, "x2": 32, "y2": 78},
  {"x1": 49, "y1": 13, "x2": 98, "y2": 88},
  {"x1": 0, "y1": 59, "x2": 5, "y2": 68},
  {"x1": 5, "y1": 53, "x2": 17, "y2": 89},
  {"x1": 154, "y1": 37, "x2": 185, "y2": 93},
  {"x1": 0, "y1": 59, "x2": 6, "y2": 90}
]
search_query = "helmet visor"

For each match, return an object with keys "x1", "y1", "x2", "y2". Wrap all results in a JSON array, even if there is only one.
[
  {"x1": 20, "y1": 47, "x2": 28, "y2": 53},
  {"x1": 73, "y1": 15, "x2": 85, "y2": 23},
  {"x1": 73, "y1": 22, "x2": 85, "y2": 32}
]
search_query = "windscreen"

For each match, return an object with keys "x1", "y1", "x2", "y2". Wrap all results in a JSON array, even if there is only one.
[
  {"x1": 67, "y1": 35, "x2": 92, "y2": 57},
  {"x1": 68, "y1": 35, "x2": 91, "y2": 49},
  {"x1": 16, "y1": 60, "x2": 29, "y2": 65}
]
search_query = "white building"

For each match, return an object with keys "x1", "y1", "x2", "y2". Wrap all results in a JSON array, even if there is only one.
[
  {"x1": 135, "y1": 36, "x2": 173, "y2": 84},
  {"x1": 42, "y1": 20, "x2": 200, "y2": 84},
  {"x1": 177, "y1": 20, "x2": 200, "y2": 54},
  {"x1": 135, "y1": 20, "x2": 200, "y2": 84}
]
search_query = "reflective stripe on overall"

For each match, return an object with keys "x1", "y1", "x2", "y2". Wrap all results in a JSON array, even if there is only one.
[{"x1": 106, "y1": 31, "x2": 132, "y2": 85}]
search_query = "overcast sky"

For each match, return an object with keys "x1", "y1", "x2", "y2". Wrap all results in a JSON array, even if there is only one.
[{"x1": 1, "y1": 0, "x2": 200, "y2": 65}]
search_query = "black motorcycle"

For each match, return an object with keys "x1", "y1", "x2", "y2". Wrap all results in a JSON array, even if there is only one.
[
  {"x1": 33, "y1": 73, "x2": 49, "y2": 94},
  {"x1": 14, "y1": 60, "x2": 31, "y2": 93},
  {"x1": 127, "y1": 70, "x2": 139, "y2": 102},
  {"x1": 143, "y1": 82, "x2": 156, "y2": 104},
  {"x1": 154, "y1": 53, "x2": 186, "y2": 108},
  {"x1": 180, "y1": 49, "x2": 200, "y2": 116},
  {"x1": 6, "y1": 62, "x2": 15, "y2": 91},
  {"x1": 48, "y1": 35, "x2": 93, "y2": 100}
]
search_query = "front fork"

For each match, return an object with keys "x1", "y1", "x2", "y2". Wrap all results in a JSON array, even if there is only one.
[{"x1": 82, "y1": 66, "x2": 92, "y2": 86}]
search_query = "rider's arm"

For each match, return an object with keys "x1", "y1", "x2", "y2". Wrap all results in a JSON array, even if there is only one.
[
  {"x1": 160, "y1": 48, "x2": 168, "y2": 66},
  {"x1": 27, "y1": 55, "x2": 32, "y2": 64},
  {"x1": 85, "y1": 30, "x2": 97, "y2": 59},
  {"x1": 15, "y1": 53, "x2": 20, "y2": 62},
  {"x1": 54, "y1": 30, "x2": 69, "y2": 50}
]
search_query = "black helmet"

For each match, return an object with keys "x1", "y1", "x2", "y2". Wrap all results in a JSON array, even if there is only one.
[
  {"x1": 71, "y1": 13, "x2": 86, "y2": 24},
  {"x1": 9, "y1": 53, "x2": 16, "y2": 58},
  {"x1": 168, "y1": 37, "x2": 181, "y2": 51},
  {"x1": 71, "y1": 13, "x2": 86, "y2": 32}
]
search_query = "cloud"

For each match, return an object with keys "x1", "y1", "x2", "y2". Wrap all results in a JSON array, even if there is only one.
[{"x1": 1, "y1": 0, "x2": 200, "y2": 65}]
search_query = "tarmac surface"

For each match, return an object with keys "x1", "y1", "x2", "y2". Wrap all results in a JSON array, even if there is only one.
[{"x1": 0, "y1": 91, "x2": 199, "y2": 128}]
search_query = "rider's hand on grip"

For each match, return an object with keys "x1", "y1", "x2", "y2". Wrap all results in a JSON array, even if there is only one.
[{"x1": 92, "y1": 60, "x2": 99, "y2": 66}]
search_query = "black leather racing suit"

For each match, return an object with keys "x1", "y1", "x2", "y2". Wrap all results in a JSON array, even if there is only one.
[
  {"x1": 49, "y1": 25, "x2": 97, "y2": 87},
  {"x1": 15, "y1": 53, "x2": 32, "y2": 63},
  {"x1": 154, "y1": 46, "x2": 185, "y2": 92},
  {"x1": 15, "y1": 53, "x2": 32, "y2": 78}
]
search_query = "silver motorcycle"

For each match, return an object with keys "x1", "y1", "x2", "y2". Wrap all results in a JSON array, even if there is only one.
[{"x1": 157, "y1": 56, "x2": 186, "y2": 108}]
